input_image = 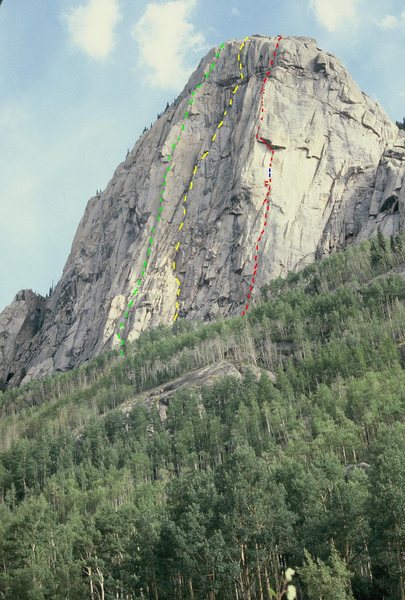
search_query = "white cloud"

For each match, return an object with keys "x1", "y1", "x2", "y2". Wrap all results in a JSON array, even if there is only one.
[
  {"x1": 380, "y1": 14, "x2": 400, "y2": 29},
  {"x1": 65, "y1": 0, "x2": 121, "y2": 60},
  {"x1": 132, "y1": 0, "x2": 207, "y2": 90},
  {"x1": 310, "y1": 0, "x2": 360, "y2": 32},
  {"x1": 379, "y1": 8, "x2": 405, "y2": 30},
  {"x1": 231, "y1": 7, "x2": 240, "y2": 16}
]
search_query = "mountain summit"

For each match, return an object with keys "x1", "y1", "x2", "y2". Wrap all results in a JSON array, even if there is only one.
[{"x1": 1, "y1": 34, "x2": 404, "y2": 387}]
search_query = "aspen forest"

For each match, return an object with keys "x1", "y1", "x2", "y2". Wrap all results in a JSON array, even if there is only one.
[{"x1": 0, "y1": 237, "x2": 404, "y2": 600}]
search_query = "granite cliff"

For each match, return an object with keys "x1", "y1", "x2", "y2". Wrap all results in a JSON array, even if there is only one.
[{"x1": 1, "y1": 34, "x2": 404, "y2": 387}]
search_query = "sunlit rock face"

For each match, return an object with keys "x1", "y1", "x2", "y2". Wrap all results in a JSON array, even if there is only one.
[{"x1": 1, "y1": 35, "x2": 404, "y2": 386}]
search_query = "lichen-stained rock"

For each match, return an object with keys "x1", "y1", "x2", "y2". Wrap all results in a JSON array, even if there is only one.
[{"x1": 1, "y1": 35, "x2": 404, "y2": 385}]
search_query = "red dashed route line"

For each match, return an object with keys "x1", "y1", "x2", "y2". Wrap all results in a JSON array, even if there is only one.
[
  {"x1": 114, "y1": 36, "x2": 281, "y2": 350},
  {"x1": 241, "y1": 35, "x2": 283, "y2": 316}
]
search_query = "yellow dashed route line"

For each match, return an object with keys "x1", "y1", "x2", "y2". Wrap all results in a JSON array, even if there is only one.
[
  {"x1": 115, "y1": 42, "x2": 227, "y2": 355},
  {"x1": 172, "y1": 36, "x2": 250, "y2": 322}
]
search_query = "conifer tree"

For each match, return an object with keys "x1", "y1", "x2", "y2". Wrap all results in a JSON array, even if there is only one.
[
  {"x1": 395, "y1": 233, "x2": 403, "y2": 255},
  {"x1": 376, "y1": 226, "x2": 387, "y2": 254},
  {"x1": 300, "y1": 545, "x2": 355, "y2": 600},
  {"x1": 390, "y1": 234, "x2": 396, "y2": 254},
  {"x1": 369, "y1": 239, "x2": 382, "y2": 267}
]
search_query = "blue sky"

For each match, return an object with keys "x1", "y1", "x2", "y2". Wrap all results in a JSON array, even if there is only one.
[{"x1": 0, "y1": 0, "x2": 404, "y2": 311}]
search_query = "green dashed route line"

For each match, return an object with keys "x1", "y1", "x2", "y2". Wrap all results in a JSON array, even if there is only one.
[{"x1": 115, "y1": 42, "x2": 226, "y2": 356}]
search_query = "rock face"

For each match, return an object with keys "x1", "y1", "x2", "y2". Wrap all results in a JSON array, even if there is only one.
[
  {"x1": 0, "y1": 290, "x2": 45, "y2": 387},
  {"x1": 1, "y1": 34, "x2": 404, "y2": 387}
]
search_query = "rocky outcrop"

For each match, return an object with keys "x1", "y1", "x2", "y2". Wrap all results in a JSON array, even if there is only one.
[
  {"x1": 317, "y1": 129, "x2": 405, "y2": 254},
  {"x1": 1, "y1": 35, "x2": 404, "y2": 386},
  {"x1": 0, "y1": 290, "x2": 45, "y2": 388},
  {"x1": 344, "y1": 462, "x2": 370, "y2": 480},
  {"x1": 117, "y1": 361, "x2": 276, "y2": 422}
]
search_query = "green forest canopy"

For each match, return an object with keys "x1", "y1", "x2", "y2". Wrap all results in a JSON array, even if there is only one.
[{"x1": 0, "y1": 235, "x2": 404, "y2": 599}]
